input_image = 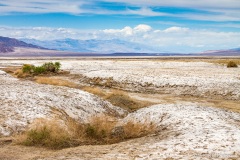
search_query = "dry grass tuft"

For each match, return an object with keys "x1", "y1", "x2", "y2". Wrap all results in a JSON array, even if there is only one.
[
  {"x1": 16, "y1": 119, "x2": 73, "y2": 149},
  {"x1": 207, "y1": 59, "x2": 240, "y2": 66},
  {"x1": 16, "y1": 113, "x2": 159, "y2": 149},
  {"x1": 1, "y1": 66, "x2": 21, "y2": 74},
  {"x1": 82, "y1": 86, "x2": 107, "y2": 97},
  {"x1": 105, "y1": 91, "x2": 137, "y2": 111},
  {"x1": 227, "y1": 61, "x2": 238, "y2": 68},
  {"x1": 83, "y1": 87, "x2": 154, "y2": 112},
  {"x1": 123, "y1": 121, "x2": 157, "y2": 139},
  {"x1": 34, "y1": 76, "x2": 77, "y2": 88},
  {"x1": 14, "y1": 69, "x2": 31, "y2": 78},
  {"x1": 84, "y1": 115, "x2": 117, "y2": 143},
  {"x1": 105, "y1": 90, "x2": 153, "y2": 112}
]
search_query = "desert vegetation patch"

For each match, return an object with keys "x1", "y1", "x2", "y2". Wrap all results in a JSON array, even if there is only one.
[
  {"x1": 14, "y1": 62, "x2": 62, "y2": 78},
  {"x1": 16, "y1": 113, "x2": 159, "y2": 149},
  {"x1": 227, "y1": 61, "x2": 238, "y2": 68}
]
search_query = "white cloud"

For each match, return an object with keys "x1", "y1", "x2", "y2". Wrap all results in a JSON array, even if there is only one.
[
  {"x1": 0, "y1": 0, "x2": 87, "y2": 14},
  {"x1": 103, "y1": 24, "x2": 152, "y2": 36},
  {"x1": 0, "y1": 26, "x2": 96, "y2": 40},
  {"x1": 1, "y1": 25, "x2": 240, "y2": 53},
  {"x1": 178, "y1": 12, "x2": 240, "y2": 22},
  {"x1": 134, "y1": 24, "x2": 152, "y2": 32},
  {"x1": 103, "y1": 26, "x2": 133, "y2": 36},
  {"x1": 101, "y1": 0, "x2": 240, "y2": 21},
  {"x1": 0, "y1": 0, "x2": 239, "y2": 21},
  {"x1": 122, "y1": 26, "x2": 133, "y2": 36},
  {"x1": 163, "y1": 26, "x2": 189, "y2": 33},
  {"x1": 126, "y1": 7, "x2": 168, "y2": 17},
  {"x1": 101, "y1": 0, "x2": 240, "y2": 9}
]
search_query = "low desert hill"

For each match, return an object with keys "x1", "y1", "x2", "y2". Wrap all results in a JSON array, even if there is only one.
[{"x1": 0, "y1": 36, "x2": 46, "y2": 53}]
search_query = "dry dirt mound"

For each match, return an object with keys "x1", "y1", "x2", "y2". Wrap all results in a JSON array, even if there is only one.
[
  {"x1": 121, "y1": 103, "x2": 240, "y2": 158},
  {"x1": 0, "y1": 70, "x2": 127, "y2": 136},
  {"x1": 26, "y1": 103, "x2": 240, "y2": 159}
]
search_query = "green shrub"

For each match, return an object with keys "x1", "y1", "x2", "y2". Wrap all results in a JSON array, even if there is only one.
[
  {"x1": 21, "y1": 62, "x2": 61, "y2": 76},
  {"x1": 33, "y1": 66, "x2": 46, "y2": 74},
  {"x1": 54, "y1": 62, "x2": 61, "y2": 71},
  {"x1": 22, "y1": 64, "x2": 34, "y2": 73},
  {"x1": 42, "y1": 62, "x2": 55, "y2": 72},
  {"x1": 227, "y1": 61, "x2": 238, "y2": 68},
  {"x1": 42, "y1": 62, "x2": 61, "y2": 73}
]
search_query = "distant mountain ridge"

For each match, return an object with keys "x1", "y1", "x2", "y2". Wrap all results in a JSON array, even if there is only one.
[
  {"x1": 21, "y1": 38, "x2": 160, "y2": 53},
  {"x1": 0, "y1": 36, "x2": 46, "y2": 53},
  {"x1": 0, "y1": 36, "x2": 240, "y2": 56},
  {"x1": 201, "y1": 48, "x2": 240, "y2": 56}
]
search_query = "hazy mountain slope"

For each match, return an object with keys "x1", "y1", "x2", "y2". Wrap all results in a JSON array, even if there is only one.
[
  {"x1": 21, "y1": 38, "x2": 159, "y2": 53},
  {"x1": 0, "y1": 36, "x2": 46, "y2": 53},
  {"x1": 201, "y1": 48, "x2": 240, "y2": 56}
]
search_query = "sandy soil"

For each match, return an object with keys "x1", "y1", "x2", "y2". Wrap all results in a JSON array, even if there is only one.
[{"x1": 0, "y1": 58, "x2": 240, "y2": 159}]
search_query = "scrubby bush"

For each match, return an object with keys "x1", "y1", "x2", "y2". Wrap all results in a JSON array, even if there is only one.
[
  {"x1": 20, "y1": 62, "x2": 61, "y2": 76},
  {"x1": 22, "y1": 64, "x2": 34, "y2": 73},
  {"x1": 33, "y1": 66, "x2": 46, "y2": 74},
  {"x1": 42, "y1": 62, "x2": 61, "y2": 72},
  {"x1": 54, "y1": 62, "x2": 61, "y2": 71},
  {"x1": 227, "y1": 61, "x2": 238, "y2": 68}
]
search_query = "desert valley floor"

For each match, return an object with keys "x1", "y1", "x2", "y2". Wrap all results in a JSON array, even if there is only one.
[{"x1": 0, "y1": 57, "x2": 240, "y2": 160}]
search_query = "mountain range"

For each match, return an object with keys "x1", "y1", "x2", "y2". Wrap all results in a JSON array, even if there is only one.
[
  {"x1": 0, "y1": 36, "x2": 239, "y2": 56},
  {"x1": 200, "y1": 48, "x2": 240, "y2": 56},
  {"x1": 0, "y1": 36, "x2": 46, "y2": 53},
  {"x1": 20, "y1": 38, "x2": 159, "y2": 53}
]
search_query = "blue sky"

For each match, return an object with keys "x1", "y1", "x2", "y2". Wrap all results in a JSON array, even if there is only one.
[{"x1": 0, "y1": 0, "x2": 240, "y2": 53}]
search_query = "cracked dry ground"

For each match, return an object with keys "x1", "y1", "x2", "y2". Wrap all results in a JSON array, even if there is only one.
[{"x1": 0, "y1": 58, "x2": 240, "y2": 160}]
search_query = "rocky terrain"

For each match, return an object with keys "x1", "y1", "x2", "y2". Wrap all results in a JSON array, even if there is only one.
[{"x1": 0, "y1": 58, "x2": 239, "y2": 159}]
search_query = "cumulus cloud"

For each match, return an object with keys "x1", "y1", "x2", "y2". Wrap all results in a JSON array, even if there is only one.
[
  {"x1": 103, "y1": 24, "x2": 152, "y2": 36},
  {"x1": 1, "y1": 24, "x2": 240, "y2": 53},
  {"x1": 134, "y1": 24, "x2": 152, "y2": 32},
  {"x1": 103, "y1": 26, "x2": 133, "y2": 36}
]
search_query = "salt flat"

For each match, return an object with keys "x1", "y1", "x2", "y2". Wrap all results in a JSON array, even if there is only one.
[
  {"x1": 0, "y1": 58, "x2": 239, "y2": 159},
  {"x1": 62, "y1": 60, "x2": 240, "y2": 100}
]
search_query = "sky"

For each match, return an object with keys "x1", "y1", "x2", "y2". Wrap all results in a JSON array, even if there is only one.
[{"x1": 0, "y1": 0, "x2": 240, "y2": 53}]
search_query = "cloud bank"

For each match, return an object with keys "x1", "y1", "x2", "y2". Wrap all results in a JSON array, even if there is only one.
[{"x1": 1, "y1": 24, "x2": 240, "y2": 53}]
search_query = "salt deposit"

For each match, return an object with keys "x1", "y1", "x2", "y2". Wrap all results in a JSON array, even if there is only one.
[{"x1": 0, "y1": 70, "x2": 126, "y2": 136}]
